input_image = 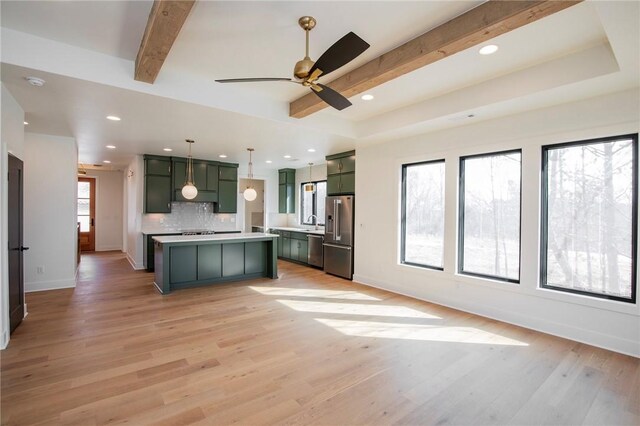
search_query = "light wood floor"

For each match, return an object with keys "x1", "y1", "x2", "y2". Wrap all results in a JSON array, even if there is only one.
[{"x1": 1, "y1": 252, "x2": 638, "y2": 425}]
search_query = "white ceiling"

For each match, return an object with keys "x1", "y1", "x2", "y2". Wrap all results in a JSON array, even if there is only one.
[{"x1": 0, "y1": 1, "x2": 638, "y2": 169}]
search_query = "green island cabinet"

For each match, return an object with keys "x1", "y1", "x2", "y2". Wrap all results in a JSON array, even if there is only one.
[
  {"x1": 278, "y1": 169, "x2": 296, "y2": 213},
  {"x1": 153, "y1": 235, "x2": 278, "y2": 294},
  {"x1": 143, "y1": 154, "x2": 238, "y2": 214},
  {"x1": 144, "y1": 155, "x2": 172, "y2": 213},
  {"x1": 270, "y1": 229, "x2": 308, "y2": 264},
  {"x1": 326, "y1": 150, "x2": 355, "y2": 195}
]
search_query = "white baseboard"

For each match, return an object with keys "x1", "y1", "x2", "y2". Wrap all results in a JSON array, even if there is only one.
[
  {"x1": 25, "y1": 278, "x2": 76, "y2": 293},
  {"x1": 96, "y1": 245, "x2": 123, "y2": 252},
  {"x1": 126, "y1": 253, "x2": 145, "y2": 270},
  {"x1": 1, "y1": 330, "x2": 8, "y2": 350},
  {"x1": 352, "y1": 273, "x2": 640, "y2": 359}
]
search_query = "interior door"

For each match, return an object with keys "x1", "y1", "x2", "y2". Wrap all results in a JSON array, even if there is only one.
[
  {"x1": 8, "y1": 154, "x2": 26, "y2": 333},
  {"x1": 77, "y1": 177, "x2": 96, "y2": 251}
]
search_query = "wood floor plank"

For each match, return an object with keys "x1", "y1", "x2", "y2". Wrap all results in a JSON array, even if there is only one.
[{"x1": 1, "y1": 251, "x2": 638, "y2": 425}]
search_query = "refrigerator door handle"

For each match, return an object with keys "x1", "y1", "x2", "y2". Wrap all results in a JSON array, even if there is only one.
[
  {"x1": 335, "y1": 199, "x2": 342, "y2": 241},
  {"x1": 323, "y1": 243, "x2": 351, "y2": 250}
]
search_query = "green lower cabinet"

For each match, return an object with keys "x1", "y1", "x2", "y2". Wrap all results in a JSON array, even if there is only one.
[
  {"x1": 298, "y1": 239, "x2": 308, "y2": 263},
  {"x1": 245, "y1": 242, "x2": 266, "y2": 274},
  {"x1": 197, "y1": 245, "x2": 222, "y2": 280},
  {"x1": 290, "y1": 238, "x2": 299, "y2": 260},
  {"x1": 170, "y1": 246, "x2": 197, "y2": 283},
  {"x1": 282, "y1": 236, "x2": 291, "y2": 258},
  {"x1": 222, "y1": 244, "x2": 245, "y2": 277}
]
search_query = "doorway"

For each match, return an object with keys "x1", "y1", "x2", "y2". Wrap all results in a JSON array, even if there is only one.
[
  {"x1": 8, "y1": 154, "x2": 26, "y2": 334},
  {"x1": 77, "y1": 177, "x2": 96, "y2": 252},
  {"x1": 240, "y1": 178, "x2": 265, "y2": 232}
]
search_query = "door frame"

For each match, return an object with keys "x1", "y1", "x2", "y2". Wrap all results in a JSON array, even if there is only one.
[
  {"x1": 78, "y1": 177, "x2": 96, "y2": 252},
  {"x1": 8, "y1": 153, "x2": 25, "y2": 334}
]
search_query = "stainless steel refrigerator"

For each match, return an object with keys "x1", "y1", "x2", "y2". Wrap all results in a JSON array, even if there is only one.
[{"x1": 323, "y1": 195, "x2": 354, "y2": 280}]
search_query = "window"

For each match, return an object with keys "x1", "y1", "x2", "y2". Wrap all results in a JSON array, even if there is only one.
[
  {"x1": 301, "y1": 181, "x2": 326, "y2": 225},
  {"x1": 401, "y1": 160, "x2": 446, "y2": 270},
  {"x1": 459, "y1": 150, "x2": 521, "y2": 282},
  {"x1": 541, "y1": 135, "x2": 637, "y2": 302}
]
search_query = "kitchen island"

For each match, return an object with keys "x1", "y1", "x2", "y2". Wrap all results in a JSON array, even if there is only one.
[{"x1": 152, "y1": 233, "x2": 278, "y2": 294}]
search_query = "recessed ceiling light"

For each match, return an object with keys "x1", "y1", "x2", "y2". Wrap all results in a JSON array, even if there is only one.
[
  {"x1": 361, "y1": 94, "x2": 374, "y2": 101},
  {"x1": 219, "y1": 154, "x2": 227, "y2": 158},
  {"x1": 284, "y1": 155, "x2": 291, "y2": 159},
  {"x1": 265, "y1": 160, "x2": 272, "y2": 164},
  {"x1": 25, "y1": 76, "x2": 45, "y2": 87},
  {"x1": 479, "y1": 44, "x2": 498, "y2": 55},
  {"x1": 163, "y1": 148, "x2": 173, "y2": 152},
  {"x1": 23, "y1": 121, "x2": 28, "y2": 125},
  {"x1": 103, "y1": 160, "x2": 111, "y2": 164},
  {"x1": 106, "y1": 145, "x2": 116, "y2": 149},
  {"x1": 106, "y1": 115, "x2": 121, "y2": 121},
  {"x1": 307, "y1": 148, "x2": 316, "y2": 153}
]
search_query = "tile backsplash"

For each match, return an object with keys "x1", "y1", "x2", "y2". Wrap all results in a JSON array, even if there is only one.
[{"x1": 142, "y1": 202, "x2": 238, "y2": 232}]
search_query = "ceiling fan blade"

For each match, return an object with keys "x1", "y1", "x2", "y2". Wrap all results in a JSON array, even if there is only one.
[
  {"x1": 215, "y1": 78, "x2": 293, "y2": 83},
  {"x1": 308, "y1": 32, "x2": 369, "y2": 79},
  {"x1": 310, "y1": 84, "x2": 352, "y2": 111}
]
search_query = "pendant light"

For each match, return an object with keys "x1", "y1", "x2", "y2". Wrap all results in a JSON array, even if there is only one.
[
  {"x1": 181, "y1": 139, "x2": 198, "y2": 200},
  {"x1": 243, "y1": 148, "x2": 257, "y2": 201},
  {"x1": 304, "y1": 163, "x2": 314, "y2": 192}
]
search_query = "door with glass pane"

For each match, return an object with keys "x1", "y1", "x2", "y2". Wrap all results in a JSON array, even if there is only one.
[{"x1": 77, "y1": 177, "x2": 96, "y2": 252}]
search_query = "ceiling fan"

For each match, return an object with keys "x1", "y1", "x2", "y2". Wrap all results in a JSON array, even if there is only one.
[{"x1": 215, "y1": 16, "x2": 370, "y2": 111}]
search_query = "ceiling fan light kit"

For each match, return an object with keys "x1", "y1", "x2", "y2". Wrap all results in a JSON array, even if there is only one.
[
  {"x1": 215, "y1": 16, "x2": 369, "y2": 113},
  {"x1": 181, "y1": 139, "x2": 198, "y2": 200},
  {"x1": 243, "y1": 148, "x2": 257, "y2": 202}
]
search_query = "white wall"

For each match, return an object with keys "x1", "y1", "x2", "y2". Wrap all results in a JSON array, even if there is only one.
[
  {"x1": 1, "y1": 83, "x2": 25, "y2": 348},
  {"x1": 23, "y1": 133, "x2": 78, "y2": 292},
  {"x1": 354, "y1": 89, "x2": 640, "y2": 357},
  {"x1": 124, "y1": 156, "x2": 144, "y2": 269},
  {"x1": 85, "y1": 170, "x2": 124, "y2": 251},
  {"x1": 239, "y1": 178, "x2": 264, "y2": 232}
]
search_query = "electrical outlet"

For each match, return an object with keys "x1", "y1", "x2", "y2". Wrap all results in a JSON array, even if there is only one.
[{"x1": 36, "y1": 266, "x2": 44, "y2": 275}]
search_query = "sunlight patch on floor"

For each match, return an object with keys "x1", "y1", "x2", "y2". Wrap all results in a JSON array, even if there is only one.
[
  {"x1": 314, "y1": 318, "x2": 529, "y2": 346},
  {"x1": 249, "y1": 286, "x2": 381, "y2": 301},
  {"x1": 276, "y1": 299, "x2": 441, "y2": 319}
]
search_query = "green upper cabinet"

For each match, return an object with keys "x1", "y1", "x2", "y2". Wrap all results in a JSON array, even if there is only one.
[
  {"x1": 172, "y1": 158, "x2": 219, "y2": 203},
  {"x1": 278, "y1": 168, "x2": 296, "y2": 214},
  {"x1": 215, "y1": 162, "x2": 238, "y2": 214},
  {"x1": 326, "y1": 150, "x2": 355, "y2": 195},
  {"x1": 144, "y1": 155, "x2": 172, "y2": 213}
]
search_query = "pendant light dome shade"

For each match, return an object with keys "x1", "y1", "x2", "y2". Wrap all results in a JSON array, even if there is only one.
[
  {"x1": 243, "y1": 148, "x2": 257, "y2": 201},
  {"x1": 243, "y1": 187, "x2": 257, "y2": 201},
  {"x1": 182, "y1": 184, "x2": 198, "y2": 200},
  {"x1": 182, "y1": 139, "x2": 198, "y2": 200}
]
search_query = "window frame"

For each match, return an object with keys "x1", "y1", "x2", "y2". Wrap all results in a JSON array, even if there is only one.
[
  {"x1": 300, "y1": 180, "x2": 327, "y2": 226},
  {"x1": 540, "y1": 134, "x2": 638, "y2": 303},
  {"x1": 458, "y1": 149, "x2": 523, "y2": 284},
  {"x1": 400, "y1": 159, "x2": 446, "y2": 271}
]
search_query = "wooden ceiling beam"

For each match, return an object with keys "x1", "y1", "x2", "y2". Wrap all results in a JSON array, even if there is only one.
[
  {"x1": 135, "y1": 0, "x2": 196, "y2": 84},
  {"x1": 289, "y1": 0, "x2": 582, "y2": 118}
]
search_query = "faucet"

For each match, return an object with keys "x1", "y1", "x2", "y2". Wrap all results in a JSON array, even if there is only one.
[{"x1": 306, "y1": 215, "x2": 321, "y2": 230}]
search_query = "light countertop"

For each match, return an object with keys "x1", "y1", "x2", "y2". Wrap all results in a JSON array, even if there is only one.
[
  {"x1": 269, "y1": 226, "x2": 325, "y2": 236},
  {"x1": 153, "y1": 233, "x2": 278, "y2": 244}
]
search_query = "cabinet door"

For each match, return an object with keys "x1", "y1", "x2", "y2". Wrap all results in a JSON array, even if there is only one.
[
  {"x1": 278, "y1": 171, "x2": 287, "y2": 185},
  {"x1": 282, "y1": 237, "x2": 291, "y2": 258},
  {"x1": 340, "y1": 155, "x2": 356, "y2": 174},
  {"x1": 145, "y1": 175, "x2": 172, "y2": 213},
  {"x1": 278, "y1": 184, "x2": 286, "y2": 213},
  {"x1": 245, "y1": 242, "x2": 266, "y2": 274},
  {"x1": 206, "y1": 164, "x2": 219, "y2": 191},
  {"x1": 146, "y1": 158, "x2": 171, "y2": 176},
  {"x1": 340, "y1": 172, "x2": 355, "y2": 194},
  {"x1": 277, "y1": 235, "x2": 283, "y2": 257},
  {"x1": 217, "y1": 180, "x2": 237, "y2": 213},
  {"x1": 326, "y1": 159, "x2": 341, "y2": 175},
  {"x1": 222, "y1": 243, "x2": 244, "y2": 277},
  {"x1": 219, "y1": 166, "x2": 237, "y2": 181},
  {"x1": 285, "y1": 170, "x2": 295, "y2": 184},
  {"x1": 193, "y1": 161, "x2": 208, "y2": 189},
  {"x1": 327, "y1": 175, "x2": 341, "y2": 195},
  {"x1": 286, "y1": 184, "x2": 295, "y2": 213},
  {"x1": 170, "y1": 246, "x2": 197, "y2": 283},
  {"x1": 197, "y1": 244, "x2": 222, "y2": 280},
  {"x1": 298, "y1": 239, "x2": 308, "y2": 263},
  {"x1": 290, "y1": 239, "x2": 299, "y2": 260}
]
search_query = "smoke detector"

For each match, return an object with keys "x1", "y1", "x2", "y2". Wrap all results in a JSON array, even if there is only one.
[{"x1": 25, "y1": 77, "x2": 45, "y2": 87}]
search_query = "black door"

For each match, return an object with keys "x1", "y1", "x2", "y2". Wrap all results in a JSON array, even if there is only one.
[{"x1": 8, "y1": 154, "x2": 26, "y2": 334}]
